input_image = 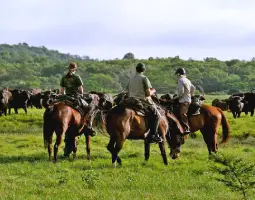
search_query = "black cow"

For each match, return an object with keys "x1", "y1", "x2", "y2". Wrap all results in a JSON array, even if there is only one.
[
  {"x1": 30, "y1": 93, "x2": 43, "y2": 109},
  {"x1": 8, "y1": 89, "x2": 30, "y2": 114},
  {"x1": 41, "y1": 91, "x2": 59, "y2": 108},
  {"x1": 212, "y1": 98, "x2": 229, "y2": 111},
  {"x1": 228, "y1": 96, "x2": 245, "y2": 118},
  {"x1": 230, "y1": 92, "x2": 255, "y2": 117}
]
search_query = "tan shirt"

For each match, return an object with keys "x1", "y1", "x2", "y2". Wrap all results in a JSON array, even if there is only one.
[
  {"x1": 177, "y1": 75, "x2": 196, "y2": 103},
  {"x1": 128, "y1": 73, "x2": 152, "y2": 100}
]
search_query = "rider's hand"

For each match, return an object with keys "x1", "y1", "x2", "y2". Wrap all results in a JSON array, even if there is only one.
[{"x1": 150, "y1": 88, "x2": 156, "y2": 96}]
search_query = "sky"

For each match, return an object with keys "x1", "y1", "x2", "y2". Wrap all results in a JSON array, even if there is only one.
[{"x1": 1, "y1": 0, "x2": 255, "y2": 60}]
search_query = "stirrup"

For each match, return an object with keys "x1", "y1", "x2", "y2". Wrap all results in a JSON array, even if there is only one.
[
  {"x1": 145, "y1": 134, "x2": 163, "y2": 144},
  {"x1": 182, "y1": 128, "x2": 191, "y2": 135},
  {"x1": 83, "y1": 127, "x2": 97, "y2": 137}
]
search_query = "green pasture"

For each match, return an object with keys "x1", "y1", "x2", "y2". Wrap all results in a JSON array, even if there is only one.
[{"x1": 0, "y1": 95, "x2": 254, "y2": 200}]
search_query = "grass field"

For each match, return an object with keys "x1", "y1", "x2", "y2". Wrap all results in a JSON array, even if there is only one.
[{"x1": 0, "y1": 95, "x2": 254, "y2": 200}]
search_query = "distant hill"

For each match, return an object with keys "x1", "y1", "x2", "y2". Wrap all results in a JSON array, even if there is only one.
[
  {"x1": 0, "y1": 43, "x2": 254, "y2": 94},
  {"x1": 0, "y1": 43, "x2": 93, "y2": 63}
]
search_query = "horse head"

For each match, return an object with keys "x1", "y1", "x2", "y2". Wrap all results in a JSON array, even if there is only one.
[
  {"x1": 113, "y1": 92, "x2": 128, "y2": 106},
  {"x1": 165, "y1": 111, "x2": 185, "y2": 159},
  {"x1": 88, "y1": 91, "x2": 113, "y2": 111}
]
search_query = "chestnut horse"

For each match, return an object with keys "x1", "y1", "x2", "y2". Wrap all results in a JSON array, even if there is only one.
[
  {"x1": 105, "y1": 104, "x2": 184, "y2": 167},
  {"x1": 43, "y1": 94, "x2": 100, "y2": 162},
  {"x1": 168, "y1": 103, "x2": 230, "y2": 158}
]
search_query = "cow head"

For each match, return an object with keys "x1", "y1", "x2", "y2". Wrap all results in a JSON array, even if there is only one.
[{"x1": 191, "y1": 95, "x2": 205, "y2": 107}]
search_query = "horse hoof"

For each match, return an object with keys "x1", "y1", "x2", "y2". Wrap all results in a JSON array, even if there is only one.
[
  {"x1": 112, "y1": 162, "x2": 117, "y2": 168},
  {"x1": 116, "y1": 157, "x2": 122, "y2": 165}
]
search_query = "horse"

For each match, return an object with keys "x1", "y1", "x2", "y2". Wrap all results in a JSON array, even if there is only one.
[
  {"x1": 105, "y1": 96, "x2": 184, "y2": 167},
  {"x1": 43, "y1": 93, "x2": 101, "y2": 162},
  {"x1": 160, "y1": 95, "x2": 231, "y2": 158}
]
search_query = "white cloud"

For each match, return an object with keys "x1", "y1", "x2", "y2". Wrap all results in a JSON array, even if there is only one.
[{"x1": 1, "y1": 0, "x2": 255, "y2": 60}]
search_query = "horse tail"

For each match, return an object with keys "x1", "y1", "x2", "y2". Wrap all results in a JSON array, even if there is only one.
[
  {"x1": 218, "y1": 108, "x2": 230, "y2": 144},
  {"x1": 43, "y1": 106, "x2": 54, "y2": 148}
]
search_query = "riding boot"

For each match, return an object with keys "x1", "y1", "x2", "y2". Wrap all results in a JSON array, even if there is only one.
[
  {"x1": 82, "y1": 117, "x2": 96, "y2": 137},
  {"x1": 146, "y1": 118, "x2": 163, "y2": 143},
  {"x1": 83, "y1": 125, "x2": 96, "y2": 137},
  {"x1": 181, "y1": 115, "x2": 191, "y2": 134}
]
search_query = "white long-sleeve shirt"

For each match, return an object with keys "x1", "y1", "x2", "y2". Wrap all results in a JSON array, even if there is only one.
[{"x1": 177, "y1": 75, "x2": 196, "y2": 103}]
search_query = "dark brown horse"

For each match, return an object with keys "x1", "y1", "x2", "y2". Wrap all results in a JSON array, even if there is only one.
[
  {"x1": 43, "y1": 94, "x2": 100, "y2": 162},
  {"x1": 105, "y1": 103, "x2": 184, "y2": 167},
  {"x1": 168, "y1": 101, "x2": 230, "y2": 159}
]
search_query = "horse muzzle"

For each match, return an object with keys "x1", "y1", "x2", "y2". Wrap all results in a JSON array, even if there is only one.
[{"x1": 170, "y1": 148, "x2": 180, "y2": 159}]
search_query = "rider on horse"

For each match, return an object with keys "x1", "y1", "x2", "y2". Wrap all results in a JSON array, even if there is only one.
[
  {"x1": 127, "y1": 63, "x2": 163, "y2": 143},
  {"x1": 60, "y1": 62, "x2": 96, "y2": 137},
  {"x1": 175, "y1": 68, "x2": 196, "y2": 134}
]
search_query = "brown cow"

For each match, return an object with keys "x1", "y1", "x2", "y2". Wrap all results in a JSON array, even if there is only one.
[
  {"x1": 0, "y1": 89, "x2": 13, "y2": 116},
  {"x1": 212, "y1": 98, "x2": 228, "y2": 111}
]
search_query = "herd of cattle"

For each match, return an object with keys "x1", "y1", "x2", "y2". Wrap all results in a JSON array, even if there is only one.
[
  {"x1": 212, "y1": 91, "x2": 255, "y2": 118},
  {"x1": 0, "y1": 88, "x2": 59, "y2": 116},
  {"x1": 0, "y1": 88, "x2": 255, "y2": 119}
]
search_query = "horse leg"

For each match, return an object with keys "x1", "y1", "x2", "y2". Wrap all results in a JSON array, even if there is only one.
[
  {"x1": 107, "y1": 136, "x2": 116, "y2": 166},
  {"x1": 54, "y1": 134, "x2": 63, "y2": 162},
  {"x1": 213, "y1": 133, "x2": 218, "y2": 153},
  {"x1": 114, "y1": 139, "x2": 124, "y2": 166},
  {"x1": 158, "y1": 142, "x2": 168, "y2": 165},
  {"x1": 85, "y1": 135, "x2": 91, "y2": 160},
  {"x1": 107, "y1": 135, "x2": 124, "y2": 167},
  {"x1": 211, "y1": 123, "x2": 219, "y2": 153},
  {"x1": 72, "y1": 137, "x2": 78, "y2": 160},
  {"x1": 144, "y1": 140, "x2": 150, "y2": 161},
  {"x1": 15, "y1": 108, "x2": 18, "y2": 114},
  {"x1": 200, "y1": 128, "x2": 212, "y2": 154},
  {"x1": 43, "y1": 119, "x2": 54, "y2": 161},
  {"x1": 54, "y1": 124, "x2": 68, "y2": 162}
]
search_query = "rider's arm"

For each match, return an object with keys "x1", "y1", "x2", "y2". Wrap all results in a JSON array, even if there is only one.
[
  {"x1": 145, "y1": 88, "x2": 156, "y2": 97},
  {"x1": 60, "y1": 77, "x2": 65, "y2": 95},
  {"x1": 76, "y1": 75, "x2": 84, "y2": 95},
  {"x1": 177, "y1": 79, "x2": 185, "y2": 99},
  {"x1": 143, "y1": 77, "x2": 153, "y2": 97},
  {"x1": 78, "y1": 85, "x2": 84, "y2": 95},
  {"x1": 60, "y1": 87, "x2": 65, "y2": 95}
]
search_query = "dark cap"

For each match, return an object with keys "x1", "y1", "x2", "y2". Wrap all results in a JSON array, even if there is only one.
[
  {"x1": 175, "y1": 68, "x2": 186, "y2": 75},
  {"x1": 136, "y1": 63, "x2": 146, "y2": 72}
]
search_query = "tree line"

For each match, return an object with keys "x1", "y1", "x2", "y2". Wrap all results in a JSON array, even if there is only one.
[{"x1": 0, "y1": 44, "x2": 255, "y2": 94}]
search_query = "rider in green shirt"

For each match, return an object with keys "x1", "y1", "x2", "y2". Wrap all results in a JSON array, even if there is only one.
[{"x1": 60, "y1": 62, "x2": 96, "y2": 136}]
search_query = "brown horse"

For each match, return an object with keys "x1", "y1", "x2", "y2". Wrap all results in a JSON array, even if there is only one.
[
  {"x1": 105, "y1": 104, "x2": 184, "y2": 166},
  {"x1": 43, "y1": 94, "x2": 100, "y2": 162},
  {"x1": 168, "y1": 102, "x2": 230, "y2": 159}
]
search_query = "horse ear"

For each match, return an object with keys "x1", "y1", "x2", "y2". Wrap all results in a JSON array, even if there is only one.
[{"x1": 200, "y1": 96, "x2": 205, "y2": 101}]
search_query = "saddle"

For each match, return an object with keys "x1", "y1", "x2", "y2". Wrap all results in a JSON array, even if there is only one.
[
  {"x1": 53, "y1": 95, "x2": 85, "y2": 116},
  {"x1": 120, "y1": 97, "x2": 146, "y2": 116}
]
